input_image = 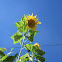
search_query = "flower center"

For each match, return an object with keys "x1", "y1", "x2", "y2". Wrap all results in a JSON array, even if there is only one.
[{"x1": 28, "y1": 19, "x2": 35, "y2": 28}]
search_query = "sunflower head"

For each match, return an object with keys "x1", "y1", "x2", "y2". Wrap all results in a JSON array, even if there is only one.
[
  {"x1": 34, "y1": 43, "x2": 41, "y2": 50},
  {"x1": 25, "y1": 13, "x2": 41, "y2": 31}
]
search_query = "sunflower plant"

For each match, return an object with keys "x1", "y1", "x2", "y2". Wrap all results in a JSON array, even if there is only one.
[{"x1": 0, "y1": 13, "x2": 45, "y2": 62}]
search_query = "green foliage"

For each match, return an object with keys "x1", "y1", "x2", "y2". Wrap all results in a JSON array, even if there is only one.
[
  {"x1": 1, "y1": 14, "x2": 45, "y2": 62},
  {"x1": 0, "y1": 52, "x2": 13, "y2": 61},
  {"x1": 0, "y1": 48, "x2": 18, "y2": 62},
  {"x1": 11, "y1": 31, "x2": 23, "y2": 44},
  {"x1": 25, "y1": 44, "x2": 45, "y2": 62},
  {"x1": 19, "y1": 53, "x2": 29, "y2": 62},
  {"x1": 2, "y1": 53, "x2": 18, "y2": 62},
  {"x1": 25, "y1": 44, "x2": 45, "y2": 55},
  {"x1": 0, "y1": 51, "x2": 5, "y2": 58},
  {"x1": 10, "y1": 48, "x2": 14, "y2": 51},
  {"x1": 0, "y1": 48, "x2": 6, "y2": 52},
  {"x1": 0, "y1": 48, "x2": 6, "y2": 58},
  {"x1": 0, "y1": 48, "x2": 4, "y2": 52},
  {"x1": 29, "y1": 30, "x2": 39, "y2": 36},
  {"x1": 15, "y1": 15, "x2": 28, "y2": 33},
  {"x1": 25, "y1": 30, "x2": 38, "y2": 42},
  {"x1": 33, "y1": 54, "x2": 45, "y2": 62},
  {"x1": 15, "y1": 21, "x2": 24, "y2": 28}
]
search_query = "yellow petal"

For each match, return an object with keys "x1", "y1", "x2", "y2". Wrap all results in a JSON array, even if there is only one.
[
  {"x1": 34, "y1": 43, "x2": 39, "y2": 47},
  {"x1": 34, "y1": 15, "x2": 37, "y2": 18},
  {"x1": 37, "y1": 21, "x2": 41, "y2": 24},
  {"x1": 37, "y1": 18, "x2": 38, "y2": 20},
  {"x1": 34, "y1": 18, "x2": 38, "y2": 21},
  {"x1": 34, "y1": 43, "x2": 41, "y2": 50},
  {"x1": 32, "y1": 13, "x2": 33, "y2": 16}
]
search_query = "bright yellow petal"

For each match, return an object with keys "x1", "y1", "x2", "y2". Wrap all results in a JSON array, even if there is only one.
[
  {"x1": 34, "y1": 43, "x2": 41, "y2": 50},
  {"x1": 37, "y1": 18, "x2": 38, "y2": 20},
  {"x1": 26, "y1": 15, "x2": 29, "y2": 18},
  {"x1": 37, "y1": 21, "x2": 41, "y2": 24},
  {"x1": 34, "y1": 15, "x2": 36, "y2": 19},
  {"x1": 31, "y1": 13, "x2": 33, "y2": 16},
  {"x1": 34, "y1": 18, "x2": 38, "y2": 21},
  {"x1": 30, "y1": 16, "x2": 33, "y2": 19}
]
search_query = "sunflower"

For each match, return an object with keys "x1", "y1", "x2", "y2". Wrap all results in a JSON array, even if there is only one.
[
  {"x1": 25, "y1": 13, "x2": 41, "y2": 31},
  {"x1": 34, "y1": 43, "x2": 41, "y2": 50}
]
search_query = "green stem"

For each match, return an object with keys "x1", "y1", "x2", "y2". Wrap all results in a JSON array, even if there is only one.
[
  {"x1": 27, "y1": 52, "x2": 33, "y2": 62},
  {"x1": 17, "y1": 21, "x2": 26, "y2": 62},
  {"x1": 17, "y1": 33, "x2": 25, "y2": 62},
  {"x1": 32, "y1": 52, "x2": 33, "y2": 62}
]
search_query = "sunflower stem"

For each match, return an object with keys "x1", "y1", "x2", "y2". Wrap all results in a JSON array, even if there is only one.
[
  {"x1": 32, "y1": 52, "x2": 33, "y2": 62},
  {"x1": 17, "y1": 32, "x2": 25, "y2": 62}
]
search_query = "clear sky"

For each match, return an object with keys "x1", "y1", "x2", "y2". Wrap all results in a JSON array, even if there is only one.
[{"x1": 0, "y1": 0, "x2": 62, "y2": 62}]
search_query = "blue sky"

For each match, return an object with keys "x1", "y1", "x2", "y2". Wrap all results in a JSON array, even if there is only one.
[{"x1": 0, "y1": 0, "x2": 62, "y2": 62}]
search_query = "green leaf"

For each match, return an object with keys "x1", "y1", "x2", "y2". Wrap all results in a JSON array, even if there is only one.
[
  {"x1": 15, "y1": 15, "x2": 28, "y2": 33},
  {"x1": 0, "y1": 48, "x2": 6, "y2": 58},
  {"x1": 0, "y1": 52, "x2": 13, "y2": 61},
  {"x1": 25, "y1": 44, "x2": 33, "y2": 52},
  {"x1": 26, "y1": 34, "x2": 34, "y2": 43},
  {"x1": 25, "y1": 44, "x2": 45, "y2": 62},
  {"x1": 32, "y1": 46, "x2": 45, "y2": 56},
  {"x1": 25, "y1": 30, "x2": 39, "y2": 42},
  {"x1": 10, "y1": 48, "x2": 14, "y2": 51},
  {"x1": 2, "y1": 53, "x2": 18, "y2": 62},
  {"x1": 15, "y1": 21, "x2": 24, "y2": 28},
  {"x1": 23, "y1": 14, "x2": 27, "y2": 21},
  {"x1": 0, "y1": 48, "x2": 6, "y2": 52},
  {"x1": 2, "y1": 56, "x2": 13, "y2": 62},
  {"x1": 0, "y1": 48, "x2": 3, "y2": 52},
  {"x1": 33, "y1": 54, "x2": 45, "y2": 62},
  {"x1": 19, "y1": 53, "x2": 29, "y2": 62},
  {"x1": 29, "y1": 30, "x2": 39, "y2": 36},
  {"x1": 18, "y1": 26, "x2": 28, "y2": 33},
  {"x1": 0, "y1": 51, "x2": 5, "y2": 58},
  {"x1": 15, "y1": 21, "x2": 25, "y2": 33},
  {"x1": 25, "y1": 44, "x2": 45, "y2": 56},
  {"x1": 11, "y1": 31, "x2": 23, "y2": 44}
]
